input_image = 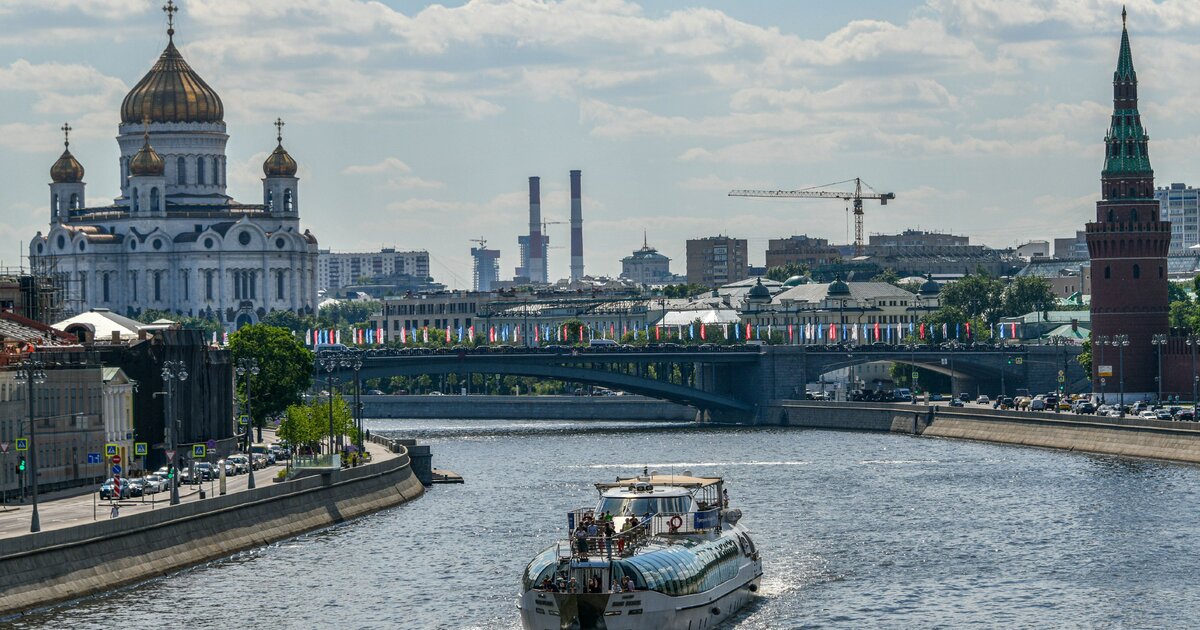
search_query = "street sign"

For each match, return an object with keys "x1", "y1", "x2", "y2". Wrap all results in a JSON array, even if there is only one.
[
  {"x1": 940, "y1": 358, "x2": 948, "y2": 365},
  {"x1": 104, "y1": 443, "x2": 118, "y2": 457},
  {"x1": 1058, "y1": 375, "x2": 1066, "y2": 383},
  {"x1": 911, "y1": 371, "x2": 919, "y2": 380},
  {"x1": 87, "y1": 453, "x2": 100, "y2": 464},
  {"x1": 0, "y1": 442, "x2": 8, "y2": 454},
  {"x1": 1099, "y1": 365, "x2": 1114, "y2": 377},
  {"x1": 193, "y1": 444, "x2": 206, "y2": 458},
  {"x1": 1058, "y1": 370, "x2": 1065, "y2": 377},
  {"x1": 134, "y1": 442, "x2": 148, "y2": 456},
  {"x1": 111, "y1": 464, "x2": 122, "y2": 475},
  {"x1": 111, "y1": 455, "x2": 121, "y2": 464},
  {"x1": 15, "y1": 438, "x2": 28, "y2": 452},
  {"x1": 1015, "y1": 357, "x2": 1024, "y2": 365},
  {"x1": 165, "y1": 449, "x2": 177, "y2": 461},
  {"x1": 206, "y1": 439, "x2": 217, "y2": 450},
  {"x1": 238, "y1": 415, "x2": 249, "y2": 426}
]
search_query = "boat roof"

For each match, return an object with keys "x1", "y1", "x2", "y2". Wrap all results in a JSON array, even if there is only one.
[{"x1": 595, "y1": 474, "x2": 722, "y2": 492}]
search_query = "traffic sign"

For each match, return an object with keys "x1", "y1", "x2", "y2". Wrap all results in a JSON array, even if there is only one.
[
  {"x1": 0, "y1": 442, "x2": 7, "y2": 453},
  {"x1": 15, "y1": 438, "x2": 27, "y2": 452},
  {"x1": 1058, "y1": 375, "x2": 1066, "y2": 383},
  {"x1": 206, "y1": 439, "x2": 217, "y2": 451},
  {"x1": 193, "y1": 444, "x2": 206, "y2": 458},
  {"x1": 911, "y1": 371, "x2": 919, "y2": 380},
  {"x1": 1098, "y1": 365, "x2": 1113, "y2": 377},
  {"x1": 87, "y1": 453, "x2": 101, "y2": 464},
  {"x1": 1015, "y1": 357, "x2": 1024, "y2": 365},
  {"x1": 1058, "y1": 370, "x2": 1065, "y2": 377},
  {"x1": 134, "y1": 442, "x2": 148, "y2": 456},
  {"x1": 105, "y1": 443, "x2": 118, "y2": 457},
  {"x1": 238, "y1": 415, "x2": 249, "y2": 426},
  {"x1": 165, "y1": 449, "x2": 177, "y2": 461},
  {"x1": 111, "y1": 464, "x2": 122, "y2": 475},
  {"x1": 111, "y1": 455, "x2": 121, "y2": 464}
]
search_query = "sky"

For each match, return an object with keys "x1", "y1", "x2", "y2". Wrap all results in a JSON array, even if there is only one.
[{"x1": 3, "y1": 0, "x2": 1200, "y2": 289}]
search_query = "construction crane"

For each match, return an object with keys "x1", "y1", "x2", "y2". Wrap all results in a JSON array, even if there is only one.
[
  {"x1": 470, "y1": 237, "x2": 488, "y2": 249},
  {"x1": 729, "y1": 177, "x2": 895, "y2": 256}
]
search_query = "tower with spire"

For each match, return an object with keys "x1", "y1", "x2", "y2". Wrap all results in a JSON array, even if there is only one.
[
  {"x1": 49, "y1": 123, "x2": 85, "y2": 224},
  {"x1": 1085, "y1": 8, "x2": 1171, "y2": 394},
  {"x1": 263, "y1": 117, "x2": 300, "y2": 216}
]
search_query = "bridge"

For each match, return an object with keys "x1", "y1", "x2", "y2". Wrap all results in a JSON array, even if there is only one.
[{"x1": 315, "y1": 343, "x2": 1086, "y2": 423}]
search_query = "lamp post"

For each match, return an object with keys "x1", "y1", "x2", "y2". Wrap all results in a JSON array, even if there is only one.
[
  {"x1": 161, "y1": 360, "x2": 188, "y2": 506},
  {"x1": 1111, "y1": 335, "x2": 1129, "y2": 415},
  {"x1": 1096, "y1": 335, "x2": 1109, "y2": 404},
  {"x1": 339, "y1": 352, "x2": 364, "y2": 456},
  {"x1": 1151, "y1": 334, "x2": 1168, "y2": 404},
  {"x1": 235, "y1": 357, "x2": 259, "y2": 490},
  {"x1": 318, "y1": 352, "x2": 340, "y2": 457},
  {"x1": 1187, "y1": 334, "x2": 1199, "y2": 418},
  {"x1": 14, "y1": 359, "x2": 46, "y2": 533}
]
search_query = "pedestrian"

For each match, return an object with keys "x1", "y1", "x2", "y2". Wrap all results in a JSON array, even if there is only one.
[{"x1": 110, "y1": 502, "x2": 119, "y2": 519}]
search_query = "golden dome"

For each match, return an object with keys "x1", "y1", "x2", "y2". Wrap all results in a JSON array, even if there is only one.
[
  {"x1": 129, "y1": 135, "x2": 165, "y2": 177},
  {"x1": 263, "y1": 118, "x2": 297, "y2": 177},
  {"x1": 120, "y1": 40, "x2": 223, "y2": 124},
  {"x1": 51, "y1": 148, "x2": 84, "y2": 183}
]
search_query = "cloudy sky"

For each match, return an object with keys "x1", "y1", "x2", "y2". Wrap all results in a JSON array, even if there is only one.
[{"x1": 2, "y1": 0, "x2": 1200, "y2": 288}]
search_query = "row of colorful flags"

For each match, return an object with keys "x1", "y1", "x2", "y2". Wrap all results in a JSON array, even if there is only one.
[{"x1": 297, "y1": 320, "x2": 1021, "y2": 347}]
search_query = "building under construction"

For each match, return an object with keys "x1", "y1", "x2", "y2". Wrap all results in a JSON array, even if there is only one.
[{"x1": 0, "y1": 260, "x2": 66, "y2": 324}]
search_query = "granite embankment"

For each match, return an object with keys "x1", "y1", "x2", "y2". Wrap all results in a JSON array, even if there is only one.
[
  {"x1": 0, "y1": 447, "x2": 424, "y2": 618},
  {"x1": 770, "y1": 400, "x2": 1200, "y2": 464},
  {"x1": 361, "y1": 394, "x2": 696, "y2": 421}
]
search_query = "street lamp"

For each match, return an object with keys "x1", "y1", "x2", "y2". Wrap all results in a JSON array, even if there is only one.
[
  {"x1": 339, "y1": 351, "x2": 364, "y2": 457},
  {"x1": 235, "y1": 357, "x2": 259, "y2": 490},
  {"x1": 318, "y1": 351, "x2": 341, "y2": 458},
  {"x1": 161, "y1": 360, "x2": 188, "y2": 505},
  {"x1": 1111, "y1": 335, "x2": 1129, "y2": 415},
  {"x1": 1151, "y1": 334, "x2": 1168, "y2": 404},
  {"x1": 13, "y1": 359, "x2": 46, "y2": 533},
  {"x1": 1187, "y1": 334, "x2": 1199, "y2": 418},
  {"x1": 1096, "y1": 335, "x2": 1110, "y2": 404}
]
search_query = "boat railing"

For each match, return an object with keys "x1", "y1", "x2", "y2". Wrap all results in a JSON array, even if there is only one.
[
  {"x1": 563, "y1": 509, "x2": 723, "y2": 561},
  {"x1": 650, "y1": 508, "x2": 721, "y2": 536}
]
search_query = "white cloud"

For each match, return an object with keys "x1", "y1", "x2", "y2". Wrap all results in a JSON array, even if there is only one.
[{"x1": 343, "y1": 158, "x2": 414, "y2": 176}]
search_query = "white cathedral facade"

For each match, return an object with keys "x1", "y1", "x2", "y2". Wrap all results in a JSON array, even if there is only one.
[{"x1": 29, "y1": 17, "x2": 319, "y2": 329}]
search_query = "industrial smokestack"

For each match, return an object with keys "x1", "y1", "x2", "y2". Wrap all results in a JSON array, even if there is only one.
[
  {"x1": 570, "y1": 170, "x2": 583, "y2": 282},
  {"x1": 528, "y1": 176, "x2": 544, "y2": 283}
]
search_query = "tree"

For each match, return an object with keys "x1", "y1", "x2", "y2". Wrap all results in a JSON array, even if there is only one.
[
  {"x1": 318, "y1": 300, "x2": 379, "y2": 327},
  {"x1": 1169, "y1": 300, "x2": 1200, "y2": 333},
  {"x1": 1169, "y1": 281, "x2": 1190, "y2": 305},
  {"x1": 661, "y1": 283, "x2": 711, "y2": 299},
  {"x1": 278, "y1": 394, "x2": 356, "y2": 452},
  {"x1": 871, "y1": 268, "x2": 901, "y2": 286},
  {"x1": 229, "y1": 324, "x2": 314, "y2": 440},
  {"x1": 938, "y1": 274, "x2": 1005, "y2": 324},
  {"x1": 1077, "y1": 339, "x2": 1092, "y2": 375},
  {"x1": 1000, "y1": 276, "x2": 1055, "y2": 320},
  {"x1": 135, "y1": 309, "x2": 224, "y2": 338},
  {"x1": 765, "y1": 263, "x2": 808, "y2": 282},
  {"x1": 260, "y1": 309, "x2": 317, "y2": 334}
]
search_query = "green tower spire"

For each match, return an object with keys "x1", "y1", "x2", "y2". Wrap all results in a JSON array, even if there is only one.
[
  {"x1": 1115, "y1": 5, "x2": 1135, "y2": 81},
  {"x1": 1103, "y1": 6, "x2": 1151, "y2": 182}
]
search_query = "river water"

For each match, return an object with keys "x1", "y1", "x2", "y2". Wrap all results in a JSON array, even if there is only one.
[{"x1": 13, "y1": 419, "x2": 1200, "y2": 629}]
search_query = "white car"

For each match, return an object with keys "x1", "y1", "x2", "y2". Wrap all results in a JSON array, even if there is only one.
[
  {"x1": 142, "y1": 474, "x2": 167, "y2": 494},
  {"x1": 1138, "y1": 410, "x2": 1158, "y2": 420}
]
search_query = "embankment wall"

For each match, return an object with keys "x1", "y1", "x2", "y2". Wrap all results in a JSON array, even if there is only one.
[
  {"x1": 768, "y1": 401, "x2": 1200, "y2": 464},
  {"x1": 0, "y1": 452, "x2": 424, "y2": 617},
  {"x1": 362, "y1": 394, "x2": 696, "y2": 421}
]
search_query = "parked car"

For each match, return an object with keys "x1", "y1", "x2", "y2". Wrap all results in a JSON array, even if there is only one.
[
  {"x1": 1138, "y1": 410, "x2": 1158, "y2": 420},
  {"x1": 124, "y1": 478, "x2": 146, "y2": 497},
  {"x1": 142, "y1": 475, "x2": 166, "y2": 494},
  {"x1": 949, "y1": 399, "x2": 965, "y2": 407},
  {"x1": 1156, "y1": 409, "x2": 1174, "y2": 420},
  {"x1": 227, "y1": 455, "x2": 250, "y2": 474},
  {"x1": 1030, "y1": 398, "x2": 1046, "y2": 411},
  {"x1": 1073, "y1": 402, "x2": 1096, "y2": 415},
  {"x1": 195, "y1": 462, "x2": 217, "y2": 480},
  {"x1": 958, "y1": 392, "x2": 972, "y2": 402},
  {"x1": 1177, "y1": 408, "x2": 1196, "y2": 421}
]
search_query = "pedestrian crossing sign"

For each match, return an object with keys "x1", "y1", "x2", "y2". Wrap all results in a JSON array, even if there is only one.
[
  {"x1": 105, "y1": 443, "x2": 118, "y2": 457},
  {"x1": 134, "y1": 442, "x2": 148, "y2": 456},
  {"x1": 15, "y1": 438, "x2": 28, "y2": 452},
  {"x1": 193, "y1": 444, "x2": 206, "y2": 458}
]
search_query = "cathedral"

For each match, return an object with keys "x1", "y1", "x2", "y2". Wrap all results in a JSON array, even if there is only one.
[{"x1": 29, "y1": 3, "x2": 319, "y2": 329}]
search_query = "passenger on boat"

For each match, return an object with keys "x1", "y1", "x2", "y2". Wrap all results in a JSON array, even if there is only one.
[
  {"x1": 575, "y1": 525, "x2": 589, "y2": 558},
  {"x1": 586, "y1": 520, "x2": 598, "y2": 537},
  {"x1": 621, "y1": 575, "x2": 635, "y2": 592},
  {"x1": 723, "y1": 489, "x2": 730, "y2": 508}
]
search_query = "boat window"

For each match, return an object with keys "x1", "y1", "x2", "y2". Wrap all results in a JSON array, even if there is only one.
[{"x1": 598, "y1": 496, "x2": 691, "y2": 516}]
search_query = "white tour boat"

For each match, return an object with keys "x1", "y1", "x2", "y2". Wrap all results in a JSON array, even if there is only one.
[{"x1": 519, "y1": 470, "x2": 762, "y2": 630}]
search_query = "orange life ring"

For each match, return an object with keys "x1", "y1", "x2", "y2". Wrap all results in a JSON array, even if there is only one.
[{"x1": 668, "y1": 515, "x2": 683, "y2": 531}]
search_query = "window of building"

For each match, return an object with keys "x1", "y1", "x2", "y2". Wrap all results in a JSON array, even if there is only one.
[
  {"x1": 130, "y1": 271, "x2": 137, "y2": 301},
  {"x1": 79, "y1": 273, "x2": 87, "y2": 302},
  {"x1": 197, "y1": 157, "x2": 206, "y2": 184},
  {"x1": 276, "y1": 271, "x2": 284, "y2": 300},
  {"x1": 1133, "y1": 264, "x2": 1140, "y2": 279},
  {"x1": 1104, "y1": 266, "x2": 1111, "y2": 279},
  {"x1": 150, "y1": 188, "x2": 160, "y2": 213},
  {"x1": 177, "y1": 157, "x2": 186, "y2": 185},
  {"x1": 211, "y1": 157, "x2": 219, "y2": 185},
  {"x1": 153, "y1": 271, "x2": 162, "y2": 301},
  {"x1": 132, "y1": 188, "x2": 139, "y2": 213},
  {"x1": 182, "y1": 270, "x2": 189, "y2": 300},
  {"x1": 102, "y1": 273, "x2": 110, "y2": 302},
  {"x1": 284, "y1": 189, "x2": 294, "y2": 212},
  {"x1": 205, "y1": 270, "x2": 214, "y2": 300},
  {"x1": 249, "y1": 272, "x2": 257, "y2": 300}
]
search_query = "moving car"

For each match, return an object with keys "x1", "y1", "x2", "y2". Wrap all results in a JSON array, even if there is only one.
[
  {"x1": 99, "y1": 478, "x2": 124, "y2": 500},
  {"x1": 976, "y1": 395, "x2": 991, "y2": 405},
  {"x1": 142, "y1": 475, "x2": 167, "y2": 494}
]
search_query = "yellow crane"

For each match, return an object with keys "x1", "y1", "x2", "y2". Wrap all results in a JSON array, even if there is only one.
[{"x1": 729, "y1": 177, "x2": 895, "y2": 256}]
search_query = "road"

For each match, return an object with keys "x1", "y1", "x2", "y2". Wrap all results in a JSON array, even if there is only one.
[{"x1": 0, "y1": 437, "x2": 393, "y2": 539}]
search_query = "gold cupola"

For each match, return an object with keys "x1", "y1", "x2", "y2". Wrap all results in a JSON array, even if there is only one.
[
  {"x1": 263, "y1": 118, "x2": 298, "y2": 178},
  {"x1": 129, "y1": 124, "x2": 165, "y2": 177},
  {"x1": 119, "y1": 4, "x2": 223, "y2": 125},
  {"x1": 50, "y1": 123, "x2": 84, "y2": 183}
]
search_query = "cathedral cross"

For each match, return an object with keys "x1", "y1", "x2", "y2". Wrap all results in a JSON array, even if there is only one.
[
  {"x1": 275, "y1": 117, "x2": 285, "y2": 144},
  {"x1": 61, "y1": 122, "x2": 72, "y2": 148},
  {"x1": 163, "y1": 1, "x2": 178, "y2": 39}
]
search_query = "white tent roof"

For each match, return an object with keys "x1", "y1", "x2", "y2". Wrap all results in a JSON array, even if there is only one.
[
  {"x1": 52, "y1": 308, "x2": 146, "y2": 341},
  {"x1": 659, "y1": 308, "x2": 741, "y2": 326}
]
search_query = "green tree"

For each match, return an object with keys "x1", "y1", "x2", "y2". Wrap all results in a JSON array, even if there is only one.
[
  {"x1": 871, "y1": 268, "x2": 901, "y2": 285},
  {"x1": 938, "y1": 274, "x2": 1005, "y2": 324},
  {"x1": 229, "y1": 324, "x2": 314, "y2": 441},
  {"x1": 318, "y1": 300, "x2": 379, "y2": 327},
  {"x1": 278, "y1": 394, "x2": 356, "y2": 452},
  {"x1": 1000, "y1": 276, "x2": 1055, "y2": 320},
  {"x1": 1169, "y1": 300, "x2": 1200, "y2": 333},
  {"x1": 661, "y1": 283, "x2": 711, "y2": 299},
  {"x1": 1169, "y1": 281, "x2": 1190, "y2": 305},
  {"x1": 765, "y1": 263, "x2": 808, "y2": 282},
  {"x1": 1076, "y1": 338, "x2": 1092, "y2": 375},
  {"x1": 260, "y1": 309, "x2": 317, "y2": 333}
]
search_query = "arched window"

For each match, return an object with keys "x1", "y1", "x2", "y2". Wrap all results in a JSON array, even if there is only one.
[
  {"x1": 1133, "y1": 264, "x2": 1141, "y2": 279},
  {"x1": 177, "y1": 157, "x2": 186, "y2": 185},
  {"x1": 150, "y1": 188, "x2": 160, "y2": 213},
  {"x1": 211, "y1": 157, "x2": 219, "y2": 185},
  {"x1": 1131, "y1": 208, "x2": 1138, "y2": 222},
  {"x1": 1108, "y1": 208, "x2": 1115, "y2": 222},
  {"x1": 265, "y1": 190, "x2": 273, "y2": 212},
  {"x1": 69, "y1": 193, "x2": 79, "y2": 209},
  {"x1": 197, "y1": 157, "x2": 206, "y2": 185},
  {"x1": 284, "y1": 189, "x2": 294, "y2": 213},
  {"x1": 1104, "y1": 266, "x2": 1111, "y2": 279},
  {"x1": 102, "y1": 273, "x2": 110, "y2": 302},
  {"x1": 276, "y1": 271, "x2": 285, "y2": 300},
  {"x1": 1152, "y1": 208, "x2": 1158, "y2": 221},
  {"x1": 52, "y1": 194, "x2": 59, "y2": 212},
  {"x1": 153, "y1": 271, "x2": 162, "y2": 301},
  {"x1": 132, "y1": 188, "x2": 139, "y2": 213},
  {"x1": 1128, "y1": 187, "x2": 1136, "y2": 198},
  {"x1": 1160, "y1": 266, "x2": 1165, "y2": 279}
]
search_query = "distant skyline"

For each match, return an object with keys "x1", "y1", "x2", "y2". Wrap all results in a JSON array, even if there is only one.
[{"x1": 3, "y1": 0, "x2": 1200, "y2": 289}]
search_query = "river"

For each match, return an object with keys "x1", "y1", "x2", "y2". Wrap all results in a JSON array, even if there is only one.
[{"x1": 13, "y1": 419, "x2": 1200, "y2": 629}]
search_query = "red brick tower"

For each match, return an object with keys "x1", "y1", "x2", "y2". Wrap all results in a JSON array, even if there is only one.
[{"x1": 1086, "y1": 8, "x2": 1170, "y2": 394}]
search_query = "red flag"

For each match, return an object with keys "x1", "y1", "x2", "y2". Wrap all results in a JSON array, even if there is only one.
[
  {"x1": 874, "y1": 322, "x2": 880, "y2": 340},
  {"x1": 655, "y1": 326, "x2": 660, "y2": 340},
  {"x1": 920, "y1": 323, "x2": 926, "y2": 340},
  {"x1": 965, "y1": 321, "x2": 971, "y2": 339},
  {"x1": 700, "y1": 324, "x2": 707, "y2": 340},
  {"x1": 746, "y1": 323, "x2": 752, "y2": 340},
  {"x1": 579, "y1": 325, "x2": 584, "y2": 341}
]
